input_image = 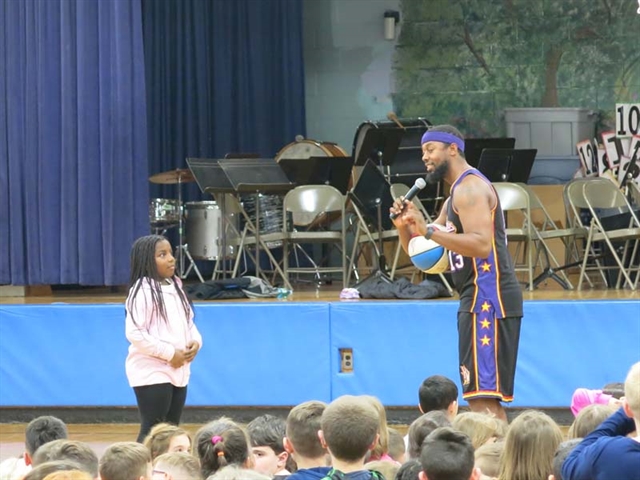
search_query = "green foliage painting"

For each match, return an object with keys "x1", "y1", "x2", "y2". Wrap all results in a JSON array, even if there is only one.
[{"x1": 393, "y1": 0, "x2": 640, "y2": 137}]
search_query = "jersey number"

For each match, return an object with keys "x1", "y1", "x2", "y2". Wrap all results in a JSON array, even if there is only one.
[{"x1": 448, "y1": 251, "x2": 464, "y2": 271}]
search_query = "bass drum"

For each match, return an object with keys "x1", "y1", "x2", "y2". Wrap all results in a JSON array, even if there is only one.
[
  {"x1": 185, "y1": 201, "x2": 238, "y2": 260},
  {"x1": 275, "y1": 138, "x2": 348, "y2": 161}
]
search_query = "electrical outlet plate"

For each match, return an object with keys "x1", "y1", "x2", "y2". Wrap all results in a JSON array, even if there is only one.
[{"x1": 339, "y1": 348, "x2": 353, "y2": 373}]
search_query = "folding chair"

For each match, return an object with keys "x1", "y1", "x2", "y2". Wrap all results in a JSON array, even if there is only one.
[
  {"x1": 579, "y1": 180, "x2": 640, "y2": 290},
  {"x1": 282, "y1": 185, "x2": 348, "y2": 287},
  {"x1": 346, "y1": 203, "x2": 398, "y2": 285},
  {"x1": 492, "y1": 182, "x2": 535, "y2": 291},
  {"x1": 628, "y1": 181, "x2": 640, "y2": 207},
  {"x1": 228, "y1": 193, "x2": 290, "y2": 288},
  {"x1": 517, "y1": 184, "x2": 581, "y2": 289},
  {"x1": 564, "y1": 178, "x2": 613, "y2": 288}
]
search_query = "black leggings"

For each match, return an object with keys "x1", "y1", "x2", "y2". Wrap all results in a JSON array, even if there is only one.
[{"x1": 133, "y1": 383, "x2": 187, "y2": 443}]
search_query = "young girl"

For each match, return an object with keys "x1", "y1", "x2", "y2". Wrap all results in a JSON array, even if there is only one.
[
  {"x1": 497, "y1": 410, "x2": 563, "y2": 480},
  {"x1": 194, "y1": 417, "x2": 254, "y2": 479},
  {"x1": 142, "y1": 423, "x2": 192, "y2": 460},
  {"x1": 125, "y1": 235, "x2": 202, "y2": 443}
]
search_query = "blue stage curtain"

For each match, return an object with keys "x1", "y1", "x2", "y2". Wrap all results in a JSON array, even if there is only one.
[
  {"x1": 141, "y1": 0, "x2": 306, "y2": 200},
  {"x1": 0, "y1": 0, "x2": 150, "y2": 285}
]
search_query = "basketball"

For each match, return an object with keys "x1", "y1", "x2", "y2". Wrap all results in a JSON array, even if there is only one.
[{"x1": 408, "y1": 227, "x2": 449, "y2": 274}]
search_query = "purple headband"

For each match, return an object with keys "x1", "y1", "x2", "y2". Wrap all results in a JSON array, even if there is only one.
[{"x1": 421, "y1": 131, "x2": 465, "y2": 152}]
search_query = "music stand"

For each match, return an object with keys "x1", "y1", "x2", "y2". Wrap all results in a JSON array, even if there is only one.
[
  {"x1": 353, "y1": 124, "x2": 404, "y2": 168},
  {"x1": 477, "y1": 149, "x2": 537, "y2": 183},
  {"x1": 349, "y1": 159, "x2": 396, "y2": 286},
  {"x1": 465, "y1": 138, "x2": 516, "y2": 168},
  {"x1": 278, "y1": 156, "x2": 355, "y2": 195},
  {"x1": 218, "y1": 158, "x2": 294, "y2": 288},
  {"x1": 186, "y1": 157, "x2": 293, "y2": 286},
  {"x1": 187, "y1": 157, "x2": 235, "y2": 194},
  {"x1": 186, "y1": 157, "x2": 239, "y2": 280}
]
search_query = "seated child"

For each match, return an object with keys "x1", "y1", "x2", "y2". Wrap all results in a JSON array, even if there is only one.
[
  {"x1": 99, "y1": 442, "x2": 151, "y2": 480},
  {"x1": 549, "y1": 439, "x2": 581, "y2": 480},
  {"x1": 407, "y1": 411, "x2": 450, "y2": 460},
  {"x1": 153, "y1": 452, "x2": 202, "y2": 480},
  {"x1": 568, "y1": 404, "x2": 617, "y2": 439},
  {"x1": 319, "y1": 395, "x2": 382, "y2": 480},
  {"x1": 570, "y1": 382, "x2": 624, "y2": 417},
  {"x1": 247, "y1": 414, "x2": 294, "y2": 478},
  {"x1": 194, "y1": 417, "x2": 253, "y2": 479},
  {"x1": 143, "y1": 423, "x2": 192, "y2": 460},
  {"x1": 474, "y1": 441, "x2": 504, "y2": 478},
  {"x1": 419, "y1": 427, "x2": 480, "y2": 480},
  {"x1": 284, "y1": 401, "x2": 331, "y2": 480},
  {"x1": 452, "y1": 412, "x2": 507, "y2": 449},
  {"x1": 418, "y1": 375, "x2": 459, "y2": 420},
  {"x1": 386, "y1": 428, "x2": 406, "y2": 464},
  {"x1": 361, "y1": 396, "x2": 393, "y2": 463},
  {"x1": 364, "y1": 460, "x2": 399, "y2": 480}
]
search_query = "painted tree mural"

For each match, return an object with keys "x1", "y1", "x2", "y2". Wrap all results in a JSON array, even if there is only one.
[{"x1": 393, "y1": 0, "x2": 640, "y2": 137}]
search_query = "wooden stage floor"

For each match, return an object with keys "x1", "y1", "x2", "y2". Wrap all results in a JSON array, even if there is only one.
[{"x1": 1, "y1": 279, "x2": 638, "y2": 305}]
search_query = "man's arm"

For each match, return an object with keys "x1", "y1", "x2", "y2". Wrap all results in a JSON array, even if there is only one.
[{"x1": 430, "y1": 175, "x2": 494, "y2": 258}]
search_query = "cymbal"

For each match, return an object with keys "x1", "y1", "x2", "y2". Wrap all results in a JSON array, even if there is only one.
[{"x1": 149, "y1": 169, "x2": 195, "y2": 184}]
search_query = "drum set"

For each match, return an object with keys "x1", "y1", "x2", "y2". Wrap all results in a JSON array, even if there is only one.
[
  {"x1": 148, "y1": 168, "x2": 239, "y2": 282},
  {"x1": 147, "y1": 137, "x2": 352, "y2": 283}
]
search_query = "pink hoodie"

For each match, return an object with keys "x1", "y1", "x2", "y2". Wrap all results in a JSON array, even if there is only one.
[
  {"x1": 570, "y1": 388, "x2": 613, "y2": 417},
  {"x1": 125, "y1": 277, "x2": 202, "y2": 388}
]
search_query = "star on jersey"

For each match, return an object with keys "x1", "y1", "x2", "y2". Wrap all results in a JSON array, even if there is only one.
[
  {"x1": 480, "y1": 335, "x2": 491, "y2": 346},
  {"x1": 480, "y1": 319, "x2": 491, "y2": 329},
  {"x1": 481, "y1": 301, "x2": 491, "y2": 312},
  {"x1": 481, "y1": 262, "x2": 492, "y2": 272}
]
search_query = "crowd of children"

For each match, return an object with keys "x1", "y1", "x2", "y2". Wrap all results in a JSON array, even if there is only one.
[{"x1": 1, "y1": 361, "x2": 638, "y2": 480}]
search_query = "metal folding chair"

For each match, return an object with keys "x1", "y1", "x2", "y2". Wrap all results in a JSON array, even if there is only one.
[
  {"x1": 517, "y1": 184, "x2": 580, "y2": 289},
  {"x1": 282, "y1": 185, "x2": 348, "y2": 287},
  {"x1": 492, "y1": 182, "x2": 535, "y2": 291},
  {"x1": 579, "y1": 180, "x2": 640, "y2": 290},
  {"x1": 564, "y1": 178, "x2": 613, "y2": 289}
]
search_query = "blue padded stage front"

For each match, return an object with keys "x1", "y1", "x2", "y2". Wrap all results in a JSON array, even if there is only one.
[{"x1": 1, "y1": 299, "x2": 639, "y2": 408}]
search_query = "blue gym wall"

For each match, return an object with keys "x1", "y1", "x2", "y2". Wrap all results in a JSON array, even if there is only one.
[{"x1": 1, "y1": 300, "x2": 638, "y2": 408}]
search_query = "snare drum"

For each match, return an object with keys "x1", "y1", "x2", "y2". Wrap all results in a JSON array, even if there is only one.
[
  {"x1": 185, "y1": 201, "x2": 238, "y2": 260},
  {"x1": 149, "y1": 198, "x2": 181, "y2": 226}
]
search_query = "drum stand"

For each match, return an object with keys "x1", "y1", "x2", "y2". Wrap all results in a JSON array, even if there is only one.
[{"x1": 175, "y1": 175, "x2": 204, "y2": 283}]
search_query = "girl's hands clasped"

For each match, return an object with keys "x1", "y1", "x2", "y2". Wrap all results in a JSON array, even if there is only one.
[
  {"x1": 170, "y1": 349, "x2": 187, "y2": 368},
  {"x1": 169, "y1": 342, "x2": 199, "y2": 368},
  {"x1": 184, "y1": 341, "x2": 200, "y2": 363}
]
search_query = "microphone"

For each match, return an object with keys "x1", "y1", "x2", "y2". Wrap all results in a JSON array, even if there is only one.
[
  {"x1": 390, "y1": 178, "x2": 426, "y2": 220},
  {"x1": 387, "y1": 111, "x2": 405, "y2": 129}
]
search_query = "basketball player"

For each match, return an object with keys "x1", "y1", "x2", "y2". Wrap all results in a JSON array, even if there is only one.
[{"x1": 390, "y1": 125, "x2": 523, "y2": 422}]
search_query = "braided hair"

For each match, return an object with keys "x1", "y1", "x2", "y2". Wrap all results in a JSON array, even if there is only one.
[{"x1": 126, "y1": 235, "x2": 193, "y2": 326}]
